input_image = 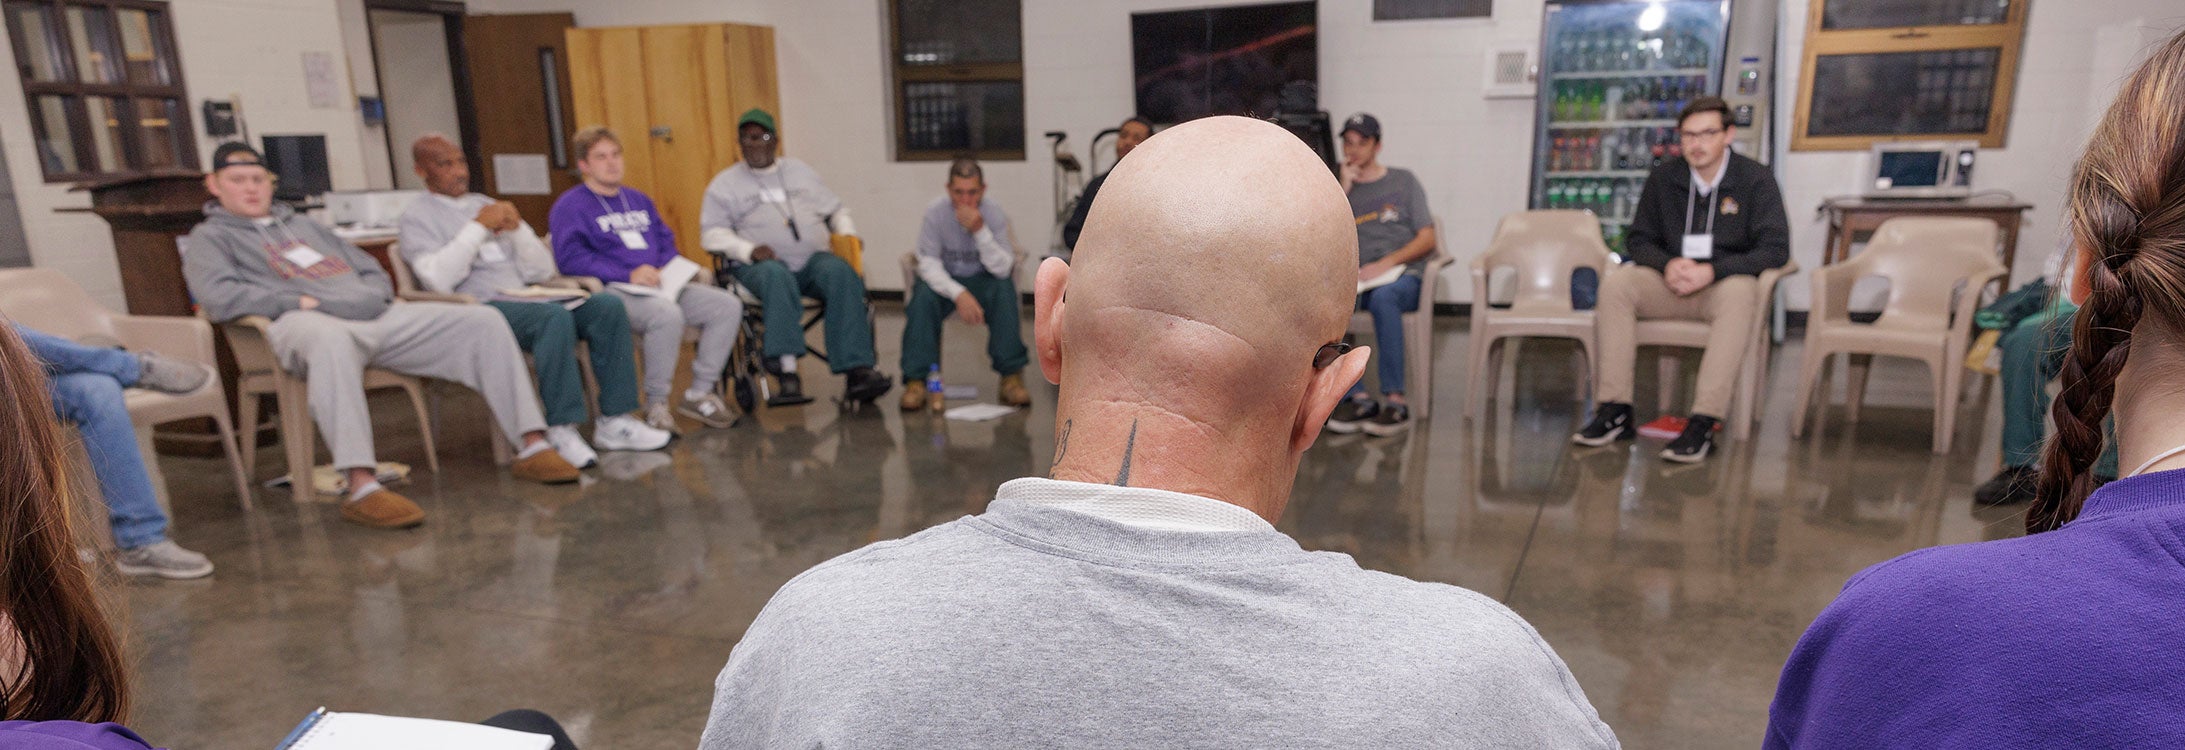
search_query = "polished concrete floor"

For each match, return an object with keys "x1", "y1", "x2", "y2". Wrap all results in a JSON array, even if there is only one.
[{"x1": 115, "y1": 305, "x2": 2030, "y2": 749}]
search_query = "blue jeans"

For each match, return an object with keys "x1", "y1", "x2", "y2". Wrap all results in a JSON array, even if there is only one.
[
  {"x1": 16, "y1": 325, "x2": 169, "y2": 548},
  {"x1": 1347, "y1": 274, "x2": 1422, "y2": 400}
]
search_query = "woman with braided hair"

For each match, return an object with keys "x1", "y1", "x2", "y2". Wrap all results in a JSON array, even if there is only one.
[{"x1": 1764, "y1": 29, "x2": 2185, "y2": 748}]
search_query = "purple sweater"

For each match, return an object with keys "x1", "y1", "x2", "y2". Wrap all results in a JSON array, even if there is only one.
[
  {"x1": 546, "y1": 183, "x2": 678, "y2": 283},
  {"x1": 1767, "y1": 468, "x2": 2185, "y2": 748},
  {"x1": 0, "y1": 722, "x2": 158, "y2": 749}
]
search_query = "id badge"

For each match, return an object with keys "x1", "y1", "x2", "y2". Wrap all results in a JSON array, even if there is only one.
[
  {"x1": 282, "y1": 244, "x2": 327, "y2": 268},
  {"x1": 618, "y1": 230, "x2": 649, "y2": 250},
  {"x1": 760, "y1": 188, "x2": 787, "y2": 204},
  {"x1": 479, "y1": 241, "x2": 508, "y2": 263},
  {"x1": 1681, "y1": 234, "x2": 1715, "y2": 260}
]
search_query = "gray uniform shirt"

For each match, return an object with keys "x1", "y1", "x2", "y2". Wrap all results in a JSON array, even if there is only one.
[
  {"x1": 700, "y1": 478, "x2": 1620, "y2": 749},
  {"x1": 1349, "y1": 167, "x2": 1433, "y2": 275},
  {"x1": 396, "y1": 193, "x2": 556, "y2": 299},
  {"x1": 699, "y1": 158, "x2": 843, "y2": 272}
]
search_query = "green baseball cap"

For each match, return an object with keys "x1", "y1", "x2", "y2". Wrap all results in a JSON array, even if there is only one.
[{"x1": 737, "y1": 108, "x2": 776, "y2": 134}]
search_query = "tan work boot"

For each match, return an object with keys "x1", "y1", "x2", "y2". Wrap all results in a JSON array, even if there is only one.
[
  {"x1": 999, "y1": 372, "x2": 1031, "y2": 407},
  {"x1": 900, "y1": 385, "x2": 928, "y2": 412},
  {"x1": 511, "y1": 448, "x2": 582, "y2": 484},
  {"x1": 342, "y1": 488, "x2": 426, "y2": 529}
]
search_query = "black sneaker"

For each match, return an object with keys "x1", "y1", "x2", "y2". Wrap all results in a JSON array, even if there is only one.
[
  {"x1": 1326, "y1": 398, "x2": 1379, "y2": 434},
  {"x1": 1572, "y1": 402, "x2": 1635, "y2": 446},
  {"x1": 1363, "y1": 402, "x2": 1412, "y2": 437},
  {"x1": 767, "y1": 372, "x2": 814, "y2": 407},
  {"x1": 1974, "y1": 465, "x2": 2039, "y2": 506},
  {"x1": 844, "y1": 366, "x2": 892, "y2": 404},
  {"x1": 1661, "y1": 414, "x2": 1721, "y2": 463}
]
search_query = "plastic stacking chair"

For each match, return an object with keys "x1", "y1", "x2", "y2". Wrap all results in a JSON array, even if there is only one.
[
  {"x1": 219, "y1": 313, "x2": 439, "y2": 505},
  {"x1": 0, "y1": 268, "x2": 255, "y2": 509},
  {"x1": 1637, "y1": 261, "x2": 1799, "y2": 441},
  {"x1": 1465, "y1": 211, "x2": 1611, "y2": 420},
  {"x1": 1790, "y1": 217, "x2": 2009, "y2": 454}
]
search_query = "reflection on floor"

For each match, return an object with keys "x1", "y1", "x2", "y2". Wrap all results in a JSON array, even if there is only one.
[{"x1": 119, "y1": 307, "x2": 2027, "y2": 749}]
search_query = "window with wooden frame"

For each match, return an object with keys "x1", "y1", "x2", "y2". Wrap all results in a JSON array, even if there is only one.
[
  {"x1": 888, "y1": 0, "x2": 1024, "y2": 161},
  {"x1": 1791, "y1": 0, "x2": 2028, "y2": 151},
  {"x1": 4, "y1": 0, "x2": 195, "y2": 182}
]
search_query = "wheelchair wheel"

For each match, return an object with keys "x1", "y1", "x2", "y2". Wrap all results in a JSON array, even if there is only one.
[{"x1": 733, "y1": 373, "x2": 758, "y2": 415}]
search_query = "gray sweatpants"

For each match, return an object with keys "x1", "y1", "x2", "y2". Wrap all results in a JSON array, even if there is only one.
[
  {"x1": 267, "y1": 302, "x2": 547, "y2": 470},
  {"x1": 609, "y1": 284, "x2": 743, "y2": 404}
]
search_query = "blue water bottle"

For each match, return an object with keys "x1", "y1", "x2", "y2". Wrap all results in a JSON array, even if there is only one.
[{"x1": 924, "y1": 364, "x2": 944, "y2": 412}]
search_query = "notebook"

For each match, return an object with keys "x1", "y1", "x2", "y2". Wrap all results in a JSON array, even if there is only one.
[
  {"x1": 609, "y1": 256, "x2": 703, "y2": 300},
  {"x1": 275, "y1": 708, "x2": 554, "y2": 750},
  {"x1": 1357, "y1": 266, "x2": 1405, "y2": 294}
]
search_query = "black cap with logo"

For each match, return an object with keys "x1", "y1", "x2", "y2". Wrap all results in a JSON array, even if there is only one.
[
  {"x1": 210, "y1": 142, "x2": 264, "y2": 173},
  {"x1": 1340, "y1": 113, "x2": 1381, "y2": 141}
]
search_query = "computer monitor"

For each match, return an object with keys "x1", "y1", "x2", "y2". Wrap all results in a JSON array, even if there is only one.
[{"x1": 260, "y1": 134, "x2": 332, "y2": 201}]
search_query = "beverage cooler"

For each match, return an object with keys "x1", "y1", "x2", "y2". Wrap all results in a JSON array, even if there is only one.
[{"x1": 1529, "y1": 0, "x2": 1777, "y2": 254}]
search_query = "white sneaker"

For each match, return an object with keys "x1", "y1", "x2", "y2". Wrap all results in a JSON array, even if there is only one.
[
  {"x1": 545, "y1": 425, "x2": 599, "y2": 469},
  {"x1": 114, "y1": 540, "x2": 214, "y2": 579},
  {"x1": 594, "y1": 414, "x2": 672, "y2": 452},
  {"x1": 646, "y1": 402, "x2": 679, "y2": 432}
]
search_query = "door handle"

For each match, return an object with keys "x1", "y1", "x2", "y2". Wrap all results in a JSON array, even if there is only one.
[{"x1": 650, "y1": 125, "x2": 673, "y2": 142}]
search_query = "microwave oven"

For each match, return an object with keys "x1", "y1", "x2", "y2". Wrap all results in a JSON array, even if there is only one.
[{"x1": 1865, "y1": 141, "x2": 1977, "y2": 199}]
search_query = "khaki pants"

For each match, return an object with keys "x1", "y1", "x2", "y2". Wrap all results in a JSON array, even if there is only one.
[{"x1": 1594, "y1": 265, "x2": 1758, "y2": 418}]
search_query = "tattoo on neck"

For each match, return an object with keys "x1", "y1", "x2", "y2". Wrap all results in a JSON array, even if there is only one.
[
  {"x1": 1114, "y1": 419, "x2": 1138, "y2": 487},
  {"x1": 1050, "y1": 419, "x2": 1072, "y2": 472}
]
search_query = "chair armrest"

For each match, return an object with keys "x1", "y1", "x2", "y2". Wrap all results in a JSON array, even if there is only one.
[
  {"x1": 399, "y1": 290, "x2": 478, "y2": 304},
  {"x1": 1810, "y1": 261, "x2": 1863, "y2": 325},
  {"x1": 1952, "y1": 268, "x2": 2010, "y2": 328},
  {"x1": 219, "y1": 315, "x2": 282, "y2": 374},
  {"x1": 1470, "y1": 265, "x2": 1491, "y2": 312},
  {"x1": 110, "y1": 315, "x2": 216, "y2": 367},
  {"x1": 557, "y1": 275, "x2": 605, "y2": 293}
]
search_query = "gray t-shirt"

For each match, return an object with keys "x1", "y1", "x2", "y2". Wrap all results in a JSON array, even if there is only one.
[
  {"x1": 1349, "y1": 167, "x2": 1433, "y2": 274},
  {"x1": 397, "y1": 192, "x2": 546, "y2": 299},
  {"x1": 699, "y1": 157, "x2": 844, "y2": 272},
  {"x1": 700, "y1": 478, "x2": 1619, "y2": 749}
]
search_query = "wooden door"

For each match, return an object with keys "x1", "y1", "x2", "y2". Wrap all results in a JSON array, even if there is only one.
[
  {"x1": 568, "y1": 23, "x2": 780, "y2": 264},
  {"x1": 463, "y1": 13, "x2": 579, "y2": 228}
]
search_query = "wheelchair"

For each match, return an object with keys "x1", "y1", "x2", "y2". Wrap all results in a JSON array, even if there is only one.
[{"x1": 709, "y1": 237, "x2": 880, "y2": 415}]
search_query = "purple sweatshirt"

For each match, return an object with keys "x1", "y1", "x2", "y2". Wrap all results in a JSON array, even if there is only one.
[
  {"x1": 546, "y1": 183, "x2": 678, "y2": 283},
  {"x1": 0, "y1": 722, "x2": 158, "y2": 749},
  {"x1": 1766, "y1": 468, "x2": 2185, "y2": 748}
]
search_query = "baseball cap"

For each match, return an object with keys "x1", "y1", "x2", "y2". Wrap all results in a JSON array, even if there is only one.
[
  {"x1": 1341, "y1": 113, "x2": 1381, "y2": 141},
  {"x1": 737, "y1": 108, "x2": 777, "y2": 134},
  {"x1": 211, "y1": 142, "x2": 265, "y2": 172}
]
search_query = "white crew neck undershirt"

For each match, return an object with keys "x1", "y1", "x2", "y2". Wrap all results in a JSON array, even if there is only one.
[{"x1": 997, "y1": 477, "x2": 1275, "y2": 533}]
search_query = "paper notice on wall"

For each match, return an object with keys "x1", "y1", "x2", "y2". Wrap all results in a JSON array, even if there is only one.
[
  {"x1": 302, "y1": 52, "x2": 339, "y2": 109},
  {"x1": 492, "y1": 154, "x2": 552, "y2": 195}
]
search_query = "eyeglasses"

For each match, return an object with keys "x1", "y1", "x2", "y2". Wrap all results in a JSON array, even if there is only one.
[
  {"x1": 740, "y1": 132, "x2": 776, "y2": 144},
  {"x1": 1313, "y1": 342, "x2": 1352, "y2": 369},
  {"x1": 1677, "y1": 127, "x2": 1725, "y2": 142}
]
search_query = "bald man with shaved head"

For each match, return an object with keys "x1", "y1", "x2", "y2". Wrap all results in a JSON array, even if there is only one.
[{"x1": 699, "y1": 117, "x2": 1617, "y2": 749}]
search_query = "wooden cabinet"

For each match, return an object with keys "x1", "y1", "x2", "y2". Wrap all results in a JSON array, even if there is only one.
[{"x1": 566, "y1": 23, "x2": 781, "y2": 264}]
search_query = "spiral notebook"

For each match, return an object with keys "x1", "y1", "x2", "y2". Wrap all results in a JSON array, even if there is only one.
[{"x1": 275, "y1": 708, "x2": 553, "y2": 750}]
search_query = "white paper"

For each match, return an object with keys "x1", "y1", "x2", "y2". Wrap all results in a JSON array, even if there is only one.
[
  {"x1": 302, "y1": 52, "x2": 339, "y2": 109},
  {"x1": 283, "y1": 245, "x2": 328, "y2": 268},
  {"x1": 1357, "y1": 266, "x2": 1404, "y2": 294},
  {"x1": 619, "y1": 230, "x2": 649, "y2": 250},
  {"x1": 479, "y1": 240, "x2": 508, "y2": 263},
  {"x1": 492, "y1": 154, "x2": 552, "y2": 196},
  {"x1": 287, "y1": 712, "x2": 551, "y2": 750},
  {"x1": 945, "y1": 403, "x2": 1020, "y2": 421},
  {"x1": 658, "y1": 256, "x2": 702, "y2": 299}
]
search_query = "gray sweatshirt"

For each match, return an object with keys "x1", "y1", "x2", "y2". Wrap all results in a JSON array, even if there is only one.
[
  {"x1": 701, "y1": 478, "x2": 1620, "y2": 749},
  {"x1": 183, "y1": 201, "x2": 393, "y2": 322}
]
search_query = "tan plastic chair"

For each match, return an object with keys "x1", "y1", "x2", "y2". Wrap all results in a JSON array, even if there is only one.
[
  {"x1": 0, "y1": 268, "x2": 254, "y2": 509},
  {"x1": 1636, "y1": 260, "x2": 1799, "y2": 440},
  {"x1": 1352, "y1": 219, "x2": 1455, "y2": 419},
  {"x1": 219, "y1": 312, "x2": 439, "y2": 505},
  {"x1": 1790, "y1": 217, "x2": 2008, "y2": 454},
  {"x1": 1465, "y1": 211, "x2": 1610, "y2": 420}
]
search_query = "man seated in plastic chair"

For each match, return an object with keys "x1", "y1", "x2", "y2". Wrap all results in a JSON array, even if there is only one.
[
  {"x1": 1572, "y1": 97, "x2": 1789, "y2": 463},
  {"x1": 1323, "y1": 113, "x2": 1436, "y2": 438},
  {"x1": 549, "y1": 127, "x2": 745, "y2": 430},
  {"x1": 12, "y1": 324, "x2": 214, "y2": 578},
  {"x1": 183, "y1": 143, "x2": 580, "y2": 530},
  {"x1": 398, "y1": 134, "x2": 671, "y2": 468},
  {"x1": 1974, "y1": 241, "x2": 2119, "y2": 505},
  {"x1": 900, "y1": 158, "x2": 1031, "y2": 412},
  {"x1": 700, "y1": 108, "x2": 893, "y2": 407}
]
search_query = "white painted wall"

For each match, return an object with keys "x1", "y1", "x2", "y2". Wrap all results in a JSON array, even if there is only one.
[
  {"x1": 0, "y1": 0, "x2": 380, "y2": 308},
  {"x1": 370, "y1": 8, "x2": 463, "y2": 190}
]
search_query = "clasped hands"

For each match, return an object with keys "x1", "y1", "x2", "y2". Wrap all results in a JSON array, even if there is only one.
[
  {"x1": 472, "y1": 201, "x2": 523, "y2": 234},
  {"x1": 1663, "y1": 258, "x2": 1716, "y2": 297}
]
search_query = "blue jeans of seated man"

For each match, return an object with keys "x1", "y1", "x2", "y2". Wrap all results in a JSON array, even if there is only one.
[
  {"x1": 15, "y1": 325, "x2": 170, "y2": 549},
  {"x1": 1346, "y1": 273, "x2": 1423, "y2": 400}
]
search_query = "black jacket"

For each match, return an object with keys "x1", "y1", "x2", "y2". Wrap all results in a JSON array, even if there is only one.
[
  {"x1": 1061, "y1": 170, "x2": 1110, "y2": 254},
  {"x1": 1625, "y1": 152, "x2": 1790, "y2": 279}
]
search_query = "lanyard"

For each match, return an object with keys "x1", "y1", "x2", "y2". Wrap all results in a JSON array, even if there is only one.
[
  {"x1": 762, "y1": 172, "x2": 801, "y2": 242},
  {"x1": 589, "y1": 188, "x2": 634, "y2": 224},
  {"x1": 252, "y1": 219, "x2": 307, "y2": 251},
  {"x1": 1683, "y1": 175, "x2": 1721, "y2": 238},
  {"x1": 2130, "y1": 442, "x2": 2185, "y2": 478}
]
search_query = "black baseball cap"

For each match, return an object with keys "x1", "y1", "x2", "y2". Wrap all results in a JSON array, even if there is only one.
[
  {"x1": 211, "y1": 142, "x2": 265, "y2": 172},
  {"x1": 1341, "y1": 113, "x2": 1381, "y2": 141}
]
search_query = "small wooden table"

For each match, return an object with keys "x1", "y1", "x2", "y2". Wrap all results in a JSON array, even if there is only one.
[{"x1": 1819, "y1": 197, "x2": 2034, "y2": 278}]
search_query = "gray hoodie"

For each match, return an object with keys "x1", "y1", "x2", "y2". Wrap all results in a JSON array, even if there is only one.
[{"x1": 183, "y1": 201, "x2": 393, "y2": 322}]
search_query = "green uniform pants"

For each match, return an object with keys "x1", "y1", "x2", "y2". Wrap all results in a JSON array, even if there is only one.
[
  {"x1": 733, "y1": 252, "x2": 875, "y2": 373},
  {"x1": 488, "y1": 297, "x2": 641, "y2": 426},
  {"x1": 1999, "y1": 304, "x2": 2118, "y2": 476},
  {"x1": 900, "y1": 272, "x2": 1027, "y2": 383}
]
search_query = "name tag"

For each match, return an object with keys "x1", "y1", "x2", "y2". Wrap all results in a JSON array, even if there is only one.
[
  {"x1": 282, "y1": 244, "x2": 327, "y2": 268},
  {"x1": 1681, "y1": 234, "x2": 1715, "y2": 260},
  {"x1": 479, "y1": 241, "x2": 508, "y2": 263},
  {"x1": 760, "y1": 188, "x2": 787, "y2": 204},
  {"x1": 619, "y1": 230, "x2": 649, "y2": 250}
]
